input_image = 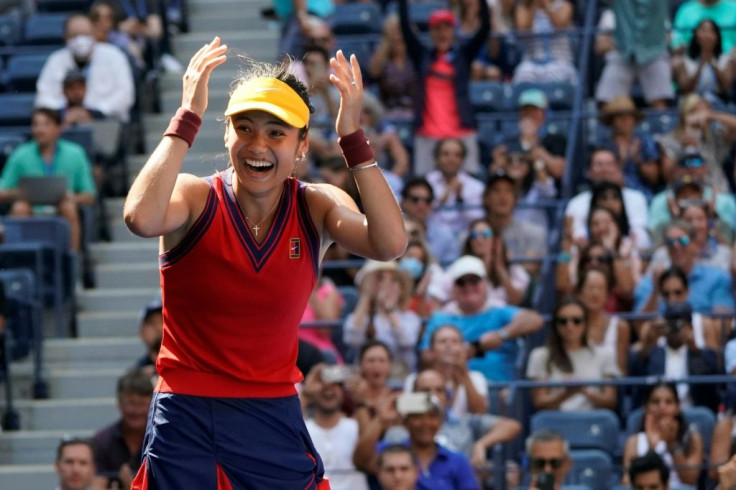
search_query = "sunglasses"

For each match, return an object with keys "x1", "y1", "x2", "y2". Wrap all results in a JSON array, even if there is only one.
[
  {"x1": 406, "y1": 195, "x2": 432, "y2": 205},
  {"x1": 531, "y1": 458, "x2": 565, "y2": 471},
  {"x1": 470, "y1": 229, "x2": 493, "y2": 239},
  {"x1": 455, "y1": 276, "x2": 482, "y2": 287},
  {"x1": 665, "y1": 236, "x2": 691, "y2": 247},
  {"x1": 681, "y1": 156, "x2": 704, "y2": 168},
  {"x1": 555, "y1": 316, "x2": 584, "y2": 327},
  {"x1": 583, "y1": 253, "x2": 612, "y2": 265}
]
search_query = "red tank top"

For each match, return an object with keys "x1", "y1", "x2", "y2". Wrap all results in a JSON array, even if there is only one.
[{"x1": 156, "y1": 170, "x2": 320, "y2": 397}]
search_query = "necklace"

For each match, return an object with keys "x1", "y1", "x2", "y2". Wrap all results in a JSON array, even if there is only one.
[{"x1": 235, "y1": 188, "x2": 283, "y2": 237}]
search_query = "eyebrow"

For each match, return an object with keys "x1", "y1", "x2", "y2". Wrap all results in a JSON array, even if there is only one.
[{"x1": 232, "y1": 114, "x2": 291, "y2": 128}]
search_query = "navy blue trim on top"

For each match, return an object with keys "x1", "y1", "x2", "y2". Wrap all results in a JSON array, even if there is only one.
[
  {"x1": 296, "y1": 181, "x2": 320, "y2": 277},
  {"x1": 223, "y1": 168, "x2": 292, "y2": 273},
  {"x1": 159, "y1": 178, "x2": 218, "y2": 269}
]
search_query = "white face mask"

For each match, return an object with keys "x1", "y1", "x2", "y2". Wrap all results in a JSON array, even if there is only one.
[{"x1": 67, "y1": 35, "x2": 95, "y2": 59}]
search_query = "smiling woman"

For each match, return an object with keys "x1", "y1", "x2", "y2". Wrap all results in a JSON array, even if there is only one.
[{"x1": 123, "y1": 37, "x2": 407, "y2": 490}]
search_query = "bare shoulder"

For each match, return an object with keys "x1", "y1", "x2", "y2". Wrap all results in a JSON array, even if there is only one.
[{"x1": 161, "y1": 173, "x2": 215, "y2": 250}]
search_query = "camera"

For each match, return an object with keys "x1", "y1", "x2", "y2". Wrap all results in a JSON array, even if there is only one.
[
  {"x1": 537, "y1": 472, "x2": 555, "y2": 490},
  {"x1": 320, "y1": 365, "x2": 353, "y2": 384},
  {"x1": 396, "y1": 393, "x2": 441, "y2": 417}
]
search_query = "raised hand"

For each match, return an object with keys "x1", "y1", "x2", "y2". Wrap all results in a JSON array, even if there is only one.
[
  {"x1": 181, "y1": 37, "x2": 228, "y2": 117},
  {"x1": 329, "y1": 50, "x2": 363, "y2": 137}
]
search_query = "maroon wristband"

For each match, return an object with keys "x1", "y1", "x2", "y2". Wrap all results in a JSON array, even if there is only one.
[
  {"x1": 338, "y1": 129, "x2": 375, "y2": 168},
  {"x1": 163, "y1": 108, "x2": 202, "y2": 148}
]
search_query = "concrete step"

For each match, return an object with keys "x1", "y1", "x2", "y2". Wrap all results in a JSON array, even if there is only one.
[
  {"x1": 43, "y1": 337, "x2": 142, "y2": 369},
  {"x1": 109, "y1": 218, "x2": 159, "y2": 243},
  {"x1": 188, "y1": 0, "x2": 266, "y2": 16},
  {"x1": 0, "y1": 430, "x2": 92, "y2": 465},
  {"x1": 102, "y1": 197, "x2": 125, "y2": 220},
  {"x1": 159, "y1": 64, "x2": 239, "y2": 92},
  {"x1": 95, "y1": 263, "x2": 159, "y2": 289},
  {"x1": 79, "y1": 287, "x2": 159, "y2": 314},
  {"x1": 161, "y1": 91, "x2": 231, "y2": 120},
  {"x1": 0, "y1": 464, "x2": 56, "y2": 489},
  {"x1": 173, "y1": 32, "x2": 278, "y2": 65},
  {"x1": 10, "y1": 367, "x2": 126, "y2": 401},
  {"x1": 127, "y1": 151, "x2": 229, "y2": 177},
  {"x1": 89, "y1": 241, "x2": 159, "y2": 265},
  {"x1": 77, "y1": 311, "x2": 139, "y2": 338},
  {"x1": 187, "y1": 13, "x2": 275, "y2": 34},
  {"x1": 3, "y1": 398, "x2": 119, "y2": 431}
]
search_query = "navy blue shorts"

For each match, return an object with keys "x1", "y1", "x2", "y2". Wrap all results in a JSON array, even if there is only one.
[{"x1": 131, "y1": 393, "x2": 330, "y2": 490}]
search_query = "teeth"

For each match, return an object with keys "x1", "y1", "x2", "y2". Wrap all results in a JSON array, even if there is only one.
[{"x1": 245, "y1": 159, "x2": 273, "y2": 168}]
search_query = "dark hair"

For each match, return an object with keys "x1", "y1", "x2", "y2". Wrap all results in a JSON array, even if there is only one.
[
  {"x1": 433, "y1": 137, "x2": 466, "y2": 161},
  {"x1": 590, "y1": 181, "x2": 630, "y2": 236},
  {"x1": 546, "y1": 297, "x2": 589, "y2": 374},
  {"x1": 576, "y1": 266, "x2": 613, "y2": 296},
  {"x1": 628, "y1": 451, "x2": 670, "y2": 486},
  {"x1": 588, "y1": 146, "x2": 617, "y2": 168},
  {"x1": 640, "y1": 382, "x2": 690, "y2": 448},
  {"x1": 378, "y1": 444, "x2": 414, "y2": 468},
  {"x1": 689, "y1": 19, "x2": 723, "y2": 60},
  {"x1": 429, "y1": 324, "x2": 463, "y2": 347},
  {"x1": 586, "y1": 206, "x2": 623, "y2": 250},
  {"x1": 116, "y1": 368, "x2": 153, "y2": 398},
  {"x1": 56, "y1": 436, "x2": 94, "y2": 462},
  {"x1": 461, "y1": 218, "x2": 493, "y2": 256},
  {"x1": 89, "y1": 0, "x2": 121, "y2": 24},
  {"x1": 658, "y1": 267, "x2": 689, "y2": 292},
  {"x1": 402, "y1": 176, "x2": 435, "y2": 202},
  {"x1": 577, "y1": 242, "x2": 614, "y2": 280},
  {"x1": 302, "y1": 45, "x2": 330, "y2": 64},
  {"x1": 358, "y1": 339, "x2": 393, "y2": 363},
  {"x1": 33, "y1": 107, "x2": 62, "y2": 126}
]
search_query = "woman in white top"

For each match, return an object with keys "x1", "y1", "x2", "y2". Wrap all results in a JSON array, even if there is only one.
[
  {"x1": 622, "y1": 382, "x2": 704, "y2": 487},
  {"x1": 526, "y1": 297, "x2": 619, "y2": 412},
  {"x1": 576, "y1": 267, "x2": 631, "y2": 375}
]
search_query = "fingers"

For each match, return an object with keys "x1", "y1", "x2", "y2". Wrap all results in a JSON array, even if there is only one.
[{"x1": 329, "y1": 50, "x2": 361, "y2": 92}]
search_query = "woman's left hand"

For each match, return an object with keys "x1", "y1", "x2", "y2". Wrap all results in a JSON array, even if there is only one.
[{"x1": 330, "y1": 50, "x2": 363, "y2": 137}]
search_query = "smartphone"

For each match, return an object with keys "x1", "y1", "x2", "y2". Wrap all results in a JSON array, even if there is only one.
[
  {"x1": 320, "y1": 365, "x2": 353, "y2": 384},
  {"x1": 396, "y1": 392, "x2": 437, "y2": 416},
  {"x1": 537, "y1": 472, "x2": 555, "y2": 490}
]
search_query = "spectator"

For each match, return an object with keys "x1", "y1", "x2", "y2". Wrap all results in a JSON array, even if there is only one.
[
  {"x1": 343, "y1": 260, "x2": 421, "y2": 374},
  {"x1": 0, "y1": 108, "x2": 95, "y2": 252},
  {"x1": 586, "y1": 206, "x2": 639, "y2": 271},
  {"x1": 671, "y1": 0, "x2": 736, "y2": 56},
  {"x1": 112, "y1": 0, "x2": 164, "y2": 71},
  {"x1": 36, "y1": 14, "x2": 135, "y2": 122},
  {"x1": 672, "y1": 19, "x2": 734, "y2": 101},
  {"x1": 598, "y1": 96, "x2": 663, "y2": 201},
  {"x1": 300, "y1": 275, "x2": 344, "y2": 364},
  {"x1": 588, "y1": 181, "x2": 642, "y2": 254},
  {"x1": 426, "y1": 138, "x2": 486, "y2": 236},
  {"x1": 628, "y1": 451, "x2": 670, "y2": 490},
  {"x1": 388, "y1": 369, "x2": 521, "y2": 481},
  {"x1": 647, "y1": 199, "x2": 733, "y2": 273},
  {"x1": 60, "y1": 70, "x2": 106, "y2": 128},
  {"x1": 401, "y1": 177, "x2": 460, "y2": 265},
  {"x1": 376, "y1": 444, "x2": 418, "y2": 490},
  {"x1": 489, "y1": 137, "x2": 557, "y2": 230},
  {"x1": 367, "y1": 14, "x2": 416, "y2": 119},
  {"x1": 348, "y1": 341, "x2": 396, "y2": 432},
  {"x1": 54, "y1": 437, "x2": 97, "y2": 490},
  {"x1": 361, "y1": 92, "x2": 410, "y2": 183},
  {"x1": 484, "y1": 169, "x2": 548, "y2": 272},
  {"x1": 630, "y1": 302, "x2": 720, "y2": 412},
  {"x1": 461, "y1": 218, "x2": 530, "y2": 306},
  {"x1": 134, "y1": 297, "x2": 162, "y2": 374},
  {"x1": 404, "y1": 324, "x2": 488, "y2": 416},
  {"x1": 595, "y1": 0, "x2": 672, "y2": 108},
  {"x1": 91, "y1": 369, "x2": 153, "y2": 489},
  {"x1": 398, "y1": 239, "x2": 445, "y2": 317},
  {"x1": 576, "y1": 267, "x2": 631, "y2": 374},
  {"x1": 526, "y1": 297, "x2": 619, "y2": 412},
  {"x1": 469, "y1": 0, "x2": 517, "y2": 81},
  {"x1": 420, "y1": 255, "x2": 545, "y2": 382},
  {"x1": 301, "y1": 364, "x2": 369, "y2": 490},
  {"x1": 656, "y1": 96, "x2": 736, "y2": 196},
  {"x1": 398, "y1": 0, "x2": 490, "y2": 175},
  {"x1": 635, "y1": 221, "x2": 735, "y2": 314},
  {"x1": 525, "y1": 429, "x2": 572, "y2": 490},
  {"x1": 272, "y1": 0, "x2": 334, "y2": 58},
  {"x1": 301, "y1": 46, "x2": 340, "y2": 164},
  {"x1": 352, "y1": 389, "x2": 480, "y2": 489},
  {"x1": 89, "y1": 0, "x2": 144, "y2": 69},
  {"x1": 512, "y1": 0, "x2": 576, "y2": 84},
  {"x1": 565, "y1": 147, "x2": 650, "y2": 249},
  {"x1": 622, "y1": 382, "x2": 704, "y2": 486}
]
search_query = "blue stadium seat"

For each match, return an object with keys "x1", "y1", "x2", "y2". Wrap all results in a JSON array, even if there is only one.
[
  {"x1": 331, "y1": 2, "x2": 382, "y2": 35},
  {"x1": 61, "y1": 125, "x2": 94, "y2": 162},
  {"x1": 408, "y1": 2, "x2": 447, "y2": 33},
  {"x1": 23, "y1": 13, "x2": 68, "y2": 46},
  {"x1": 0, "y1": 93, "x2": 35, "y2": 127},
  {"x1": 385, "y1": 116, "x2": 414, "y2": 151},
  {"x1": 530, "y1": 409, "x2": 621, "y2": 456},
  {"x1": 469, "y1": 81, "x2": 512, "y2": 113},
  {"x1": 476, "y1": 118, "x2": 503, "y2": 165},
  {"x1": 567, "y1": 449, "x2": 613, "y2": 490},
  {"x1": 0, "y1": 132, "x2": 26, "y2": 170},
  {"x1": 337, "y1": 285, "x2": 358, "y2": 319},
  {"x1": 542, "y1": 82, "x2": 576, "y2": 111},
  {"x1": 334, "y1": 34, "x2": 379, "y2": 75},
  {"x1": 625, "y1": 406, "x2": 716, "y2": 452},
  {"x1": 638, "y1": 111, "x2": 677, "y2": 136},
  {"x1": 3, "y1": 52, "x2": 50, "y2": 92},
  {"x1": 0, "y1": 268, "x2": 39, "y2": 361},
  {"x1": 36, "y1": 0, "x2": 92, "y2": 12},
  {"x1": 0, "y1": 12, "x2": 21, "y2": 46},
  {"x1": 545, "y1": 118, "x2": 571, "y2": 137}
]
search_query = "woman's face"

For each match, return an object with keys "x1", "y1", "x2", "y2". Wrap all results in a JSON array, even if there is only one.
[
  {"x1": 555, "y1": 303, "x2": 586, "y2": 347},
  {"x1": 646, "y1": 386, "x2": 680, "y2": 418},
  {"x1": 682, "y1": 206, "x2": 708, "y2": 244},
  {"x1": 376, "y1": 270, "x2": 402, "y2": 301},
  {"x1": 581, "y1": 244, "x2": 613, "y2": 273},
  {"x1": 431, "y1": 326, "x2": 465, "y2": 364},
  {"x1": 360, "y1": 345, "x2": 391, "y2": 386},
  {"x1": 660, "y1": 276, "x2": 689, "y2": 304},
  {"x1": 468, "y1": 221, "x2": 493, "y2": 256},
  {"x1": 594, "y1": 189, "x2": 623, "y2": 217},
  {"x1": 695, "y1": 21, "x2": 718, "y2": 52},
  {"x1": 578, "y1": 269, "x2": 609, "y2": 312},
  {"x1": 589, "y1": 209, "x2": 619, "y2": 243},
  {"x1": 506, "y1": 152, "x2": 531, "y2": 182}
]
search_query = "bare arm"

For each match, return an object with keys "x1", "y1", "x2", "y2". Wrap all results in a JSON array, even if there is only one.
[
  {"x1": 123, "y1": 38, "x2": 227, "y2": 238},
  {"x1": 671, "y1": 431, "x2": 703, "y2": 485},
  {"x1": 542, "y1": 0, "x2": 573, "y2": 30},
  {"x1": 581, "y1": 384, "x2": 617, "y2": 410},
  {"x1": 710, "y1": 418, "x2": 733, "y2": 481},
  {"x1": 474, "y1": 416, "x2": 522, "y2": 449},
  {"x1": 616, "y1": 319, "x2": 631, "y2": 375}
]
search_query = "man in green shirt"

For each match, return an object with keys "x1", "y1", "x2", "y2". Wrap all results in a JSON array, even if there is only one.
[{"x1": 0, "y1": 107, "x2": 95, "y2": 251}]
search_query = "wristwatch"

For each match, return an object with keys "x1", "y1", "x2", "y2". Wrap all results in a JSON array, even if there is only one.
[{"x1": 471, "y1": 340, "x2": 485, "y2": 358}]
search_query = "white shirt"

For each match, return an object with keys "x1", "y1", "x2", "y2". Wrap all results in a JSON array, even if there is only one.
[
  {"x1": 565, "y1": 186, "x2": 651, "y2": 250},
  {"x1": 35, "y1": 42, "x2": 135, "y2": 122},
  {"x1": 305, "y1": 417, "x2": 369, "y2": 490},
  {"x1": 426, "y1": 170, "x2": 485, "y2": 236},
  {"x1": 403, "y1": 370, "x2": 489, "y2": 417},
  {"x1": 664, "y1": 344, "x2": 691, "y2": 407}
]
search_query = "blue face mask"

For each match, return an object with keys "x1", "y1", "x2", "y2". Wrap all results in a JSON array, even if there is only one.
[{"x1": 399, "y1": 257, "x2": 424, "y2": 280}]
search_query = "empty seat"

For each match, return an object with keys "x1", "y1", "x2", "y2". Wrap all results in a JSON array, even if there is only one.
[
  {"x1": 470, "y1": 81, "x2": 511, "y2": 113},
  {"x1": 334, "y1": 34, "x2": 379, "y2": 74},
  {"x1": 0, "y1": 93, "x2": 35, "y2": 127},
  {"x1": 331, "y1": 3, "x2": 382, "y2": 35},
  {"x1": 0, "y1": 132, "x2": 26, "y2": 171},
  {"x1": 36, "y1": 0, "x2": 93, "y2": 12},
  {"x1": 23, "y1": 13, "x2": 68, "y2": 46},
  {"x1": 568, "y1": 449, "x2": 613, "y2": 490},
  {"x1": 0, "y1": 12, "x2": 21, "y2": 46},
  {"x1": 531, "y1": 409, "x2": 621, "y2": 456},
  {"x1": 513, "y1": 81, "x2": 576, "y2": 111},
  {"x1": 4, "y1": 52, "x2": 50, "y2": 92}
]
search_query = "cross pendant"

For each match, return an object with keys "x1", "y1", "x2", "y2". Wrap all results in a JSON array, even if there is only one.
[{"x1": 253, "y1": 224, "x2": 260, "y2": 236}]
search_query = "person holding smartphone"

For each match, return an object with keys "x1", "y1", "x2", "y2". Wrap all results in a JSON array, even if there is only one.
[{"x1": 525, "y1": 429, "x2": 571, "y2": 490}]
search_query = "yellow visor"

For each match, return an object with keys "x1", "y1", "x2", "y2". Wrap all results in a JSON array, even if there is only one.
[{"x1": 224, "y1": 77, "x2": 310, "y2": 129}]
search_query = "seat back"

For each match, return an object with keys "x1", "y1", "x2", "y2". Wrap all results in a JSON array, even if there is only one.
[
  {"x1": 331, "y1": 3, "x2": 382, "y2": 35},
  {"x1": 4, "y1": 52, "x2": 50, "y2": 92},
  {"x1": 36, "y1": 0, "x2": 93, "y2": 12},
  {"x1": 23, "y1": 13, "x2": 68, "y2": 46},
  {"x1": 0, "y1": 93, "x2": 35, "y2": 127},
  {"x1": 626, "y1": 406, "x2": 715, "y2": 452},
  {"x1": 0, "y1": 11, "x2": 21, "y2": 46},
  {"x1": 3, "y1": 217, "x2": 71, "y2": 254},
  {"x1": 531, "y1": 409, "x2": 621, "y2": 456},
  {"x1": 469, "y1": 81, "x2": 512, "y2": 113},
  {"x1": 0, "y1": 268, "x2": 37, "y2": 360},
  {"x1": 567, "y1": 449, "x2": 613, "y2": 490}
]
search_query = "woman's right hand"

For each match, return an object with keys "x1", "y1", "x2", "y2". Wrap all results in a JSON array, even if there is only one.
[
  {"x1": 645, "y1": 413, "x2": 663, "y2": 449},
  {"x1": 181, "y1": 37, "x2": 228, "y2": 117}
]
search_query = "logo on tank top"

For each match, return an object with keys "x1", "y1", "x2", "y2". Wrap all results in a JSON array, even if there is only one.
[{"x1": 290, "y1": 238, "x2": 300, "y2": 259}]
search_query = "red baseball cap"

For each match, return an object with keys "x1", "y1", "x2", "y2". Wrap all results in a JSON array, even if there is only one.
[{"x1": 428, "y1": 9, "x2": 456, "y2": 28}]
